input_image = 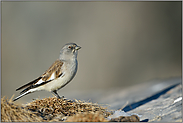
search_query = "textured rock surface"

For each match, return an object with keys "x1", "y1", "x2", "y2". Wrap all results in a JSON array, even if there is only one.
[
  {"x1": 101, "y1": 77, "x2": 182, "y2": 122},
  {"x1": 127, "y1": 84, "x2": 182, "y2": 122}
]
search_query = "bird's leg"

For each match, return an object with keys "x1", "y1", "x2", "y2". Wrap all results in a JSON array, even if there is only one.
[{"x1": 52, "y1": 90, "x2": 62, "y2": 99}]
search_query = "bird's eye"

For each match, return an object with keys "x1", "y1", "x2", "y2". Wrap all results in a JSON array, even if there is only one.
[{"x1": 68, "y1": 46, "x2": 72, "y2": 49}]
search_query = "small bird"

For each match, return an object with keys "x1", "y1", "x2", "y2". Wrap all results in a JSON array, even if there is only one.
[{"x1": 13, "y1": 43, "x2": 81, "y2": 101}]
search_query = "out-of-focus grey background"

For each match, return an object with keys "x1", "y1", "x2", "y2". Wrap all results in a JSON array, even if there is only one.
[{"x1": 1, "y1": 2, "x2": 181, "y2": 103}]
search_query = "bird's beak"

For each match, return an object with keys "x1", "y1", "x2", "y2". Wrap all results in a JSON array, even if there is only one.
[{"x1": 75, "y1": 45, "x2": 81, "y2": 50}]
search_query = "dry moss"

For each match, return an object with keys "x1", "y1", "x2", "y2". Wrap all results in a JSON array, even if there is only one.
[
  {"x1": 1, "y1": 96, "x2": 140, "y2": 122},
  {"x1": 1, "y1": 96, "x2": 44, "y2": 122},
  {"x1": 1, "y1": 96, "x2": 111, "y2": 122},
  {"x1": 109, "y1": 115, "x2": 140, "y2": 122},
  {"x1": 65, "y1": 111, "x2": 109, "y2": 122},
  {"x1": 25, "y1": 97, "x2": 111, "y2": 121}
]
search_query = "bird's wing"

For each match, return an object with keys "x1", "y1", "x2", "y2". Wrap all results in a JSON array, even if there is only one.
[
  {"x1": 41, "y1": 59, "x2": 63, "y2": 81},
  {"x1": 15, "y1": 59, "x2": 64, "y2": 94}
]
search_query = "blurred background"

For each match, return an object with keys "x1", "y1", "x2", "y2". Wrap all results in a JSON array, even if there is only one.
[{"x1": 1, "y1": 1, "x2": 181, "y2": 104}]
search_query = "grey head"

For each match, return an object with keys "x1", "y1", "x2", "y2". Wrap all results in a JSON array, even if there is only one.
[{"x1": 59, "y1": 43, "x2": 81, "y2": 61}]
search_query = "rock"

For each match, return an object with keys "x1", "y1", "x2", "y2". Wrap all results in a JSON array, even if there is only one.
[
  {"x1": 99, "y1": 77, "x2": 182, "y2": 122},
  {"x1": 127, "y1": 84, "x2": 182, "y2": 122}
]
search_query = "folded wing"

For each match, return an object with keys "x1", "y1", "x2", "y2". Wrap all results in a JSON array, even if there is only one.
[{"x1": 15, "y1": 59, "x2": 63, "y2": 94}]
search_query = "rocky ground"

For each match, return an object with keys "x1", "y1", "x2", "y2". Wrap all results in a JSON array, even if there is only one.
[
  {"x1": 127, "y1": 83, "x2": 182, "y2": 122},
  {"x1": 100, "y1": 77, "x2": 182, "y2": 122}
]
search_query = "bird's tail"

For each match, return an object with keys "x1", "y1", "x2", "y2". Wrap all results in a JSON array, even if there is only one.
[{"x1": 13, "y1": 90, "x2": 32, "y2": 102}]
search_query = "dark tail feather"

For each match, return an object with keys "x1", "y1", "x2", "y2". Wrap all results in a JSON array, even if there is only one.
[
  {"x1": 16, "y1": 77, "x2": 42, "y2": 91},
  {"x1": 13, "y1": 91, "x2": 31, "y2": 102}
]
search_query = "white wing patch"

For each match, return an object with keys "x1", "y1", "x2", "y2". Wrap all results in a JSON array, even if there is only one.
[
  {"x1": 35, "y1": 79, "x2": 45, "y2": 85},
  {"x1": 35, "y1": 72, "x2": 56, "y2": 85},
  {"x1": 49, "y1": 72, "x2": 56, "y2": 80}
]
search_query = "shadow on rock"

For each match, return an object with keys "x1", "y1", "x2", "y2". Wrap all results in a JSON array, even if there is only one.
[
  {"x1": 123, "y1": 83, "x2": 180, "y2": 112},
  {"x1": 140, "y1": 119, "x2": 149, "y2": 122}
]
